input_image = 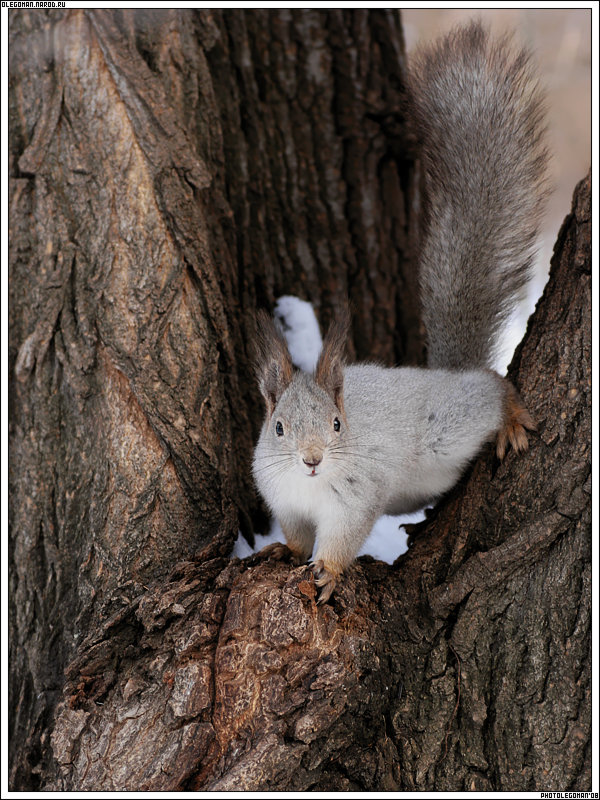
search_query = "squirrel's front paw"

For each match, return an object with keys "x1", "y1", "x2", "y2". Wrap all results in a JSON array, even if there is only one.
[
  {"x1": 497, "y1": 382, "x2": 537, "y2": 460},
  {"x1": 258, "y1": 542, "x2": 308, "y2": 566},
  {"x1": 311, "y1": 560, "x2": 340, "y2": 604}
]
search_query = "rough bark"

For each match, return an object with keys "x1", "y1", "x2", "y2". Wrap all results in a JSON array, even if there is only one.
[{"x1": 9, "y1": 8, "x2": 590, "y2": 792}]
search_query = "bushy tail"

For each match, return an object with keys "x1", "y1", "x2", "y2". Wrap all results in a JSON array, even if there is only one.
[{"x1": 407, "y1": 22, "x2": 549, "y2": 369}]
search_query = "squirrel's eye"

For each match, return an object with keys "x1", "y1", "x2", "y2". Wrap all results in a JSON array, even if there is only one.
[
  {"x1": 275, "y1": 421, "x2": 284, "y2": 436},
  {"x1": 333, "y1": 417, "x2": 341, "y2": 432}
]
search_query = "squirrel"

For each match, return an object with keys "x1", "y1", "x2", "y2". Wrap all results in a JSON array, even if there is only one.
[{"x1": 251, "y1": 22, "x2": 548, "y2": 603}]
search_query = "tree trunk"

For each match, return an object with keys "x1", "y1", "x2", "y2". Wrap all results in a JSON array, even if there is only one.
[{"x1": 8, "y1": 9, "x2": 590, "y2": 791}]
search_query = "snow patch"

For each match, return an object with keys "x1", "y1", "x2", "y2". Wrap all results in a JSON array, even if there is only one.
[
  {"x1": 274, "y1": 295, "x2": 322, "y2": 373},
  {"x1": 358, "y1": 510, "x2": 425, "y2": 563}
]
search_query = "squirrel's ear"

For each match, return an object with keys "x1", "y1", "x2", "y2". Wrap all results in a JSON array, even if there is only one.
[
  {"x1": 253, "y1": 310, "x2": 294, "y2": 416},
  {"x1": 315, "y1": 307, "x2": 350, "y2": 415}
]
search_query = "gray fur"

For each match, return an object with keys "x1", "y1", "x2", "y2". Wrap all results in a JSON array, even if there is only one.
[{"x1": 407, "y1": 21, "x2": 548, "y2": 368}]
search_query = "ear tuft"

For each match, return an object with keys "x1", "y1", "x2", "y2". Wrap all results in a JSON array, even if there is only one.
[
  {"x1": 253, "y1": 310, "x2": 294, "y2": 415},
  {"x1": 315, "y1": 307, "x2": 351, "y2": 414}
]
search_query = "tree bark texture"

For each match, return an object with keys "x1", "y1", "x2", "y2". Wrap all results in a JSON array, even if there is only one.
[
  {"x1": 9, "y1": 7, "x2": 418, "y2": 788},
  {"x1": 8, "y1": 8, "x2": 590, "y2": 792}
]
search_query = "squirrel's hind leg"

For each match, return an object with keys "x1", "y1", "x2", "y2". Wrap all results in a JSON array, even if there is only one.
[
  {"x1": 259, "y1": 519, "x2": 315, "y2": 566},
  {"x1": 259, "y1": 541, "x2": 308, "y2": 566},
  {"x1": 496, "y1": 379, "x2": 537, "y2": 460}
]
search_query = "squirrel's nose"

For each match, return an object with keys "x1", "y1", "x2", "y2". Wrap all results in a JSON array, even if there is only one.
[{"x1": 303, "y1": 456, "x2": 322, "y2": 468}]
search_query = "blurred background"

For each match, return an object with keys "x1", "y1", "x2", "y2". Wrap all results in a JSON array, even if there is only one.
[{"x1": 402, "y1": 8, "x2": 592, "y2": 370}]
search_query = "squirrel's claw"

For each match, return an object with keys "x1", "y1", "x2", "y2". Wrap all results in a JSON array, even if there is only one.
[
  {"x1": 311, "y1": 560, "x2": 339, "y2": 604},
  {"x1": 497, "y1": 383, "x2": 537, "y2": 460}
]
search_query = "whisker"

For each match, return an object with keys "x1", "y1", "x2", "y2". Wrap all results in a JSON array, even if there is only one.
[
  {"x1": 327, "y1": 449, "x2": 403, "y2": 469},
  {"x1": 253, "y1": 459, "x2": 297, "y2": 470},
  {"x1": 325, "y1": 433, "x2": 378, "y2": 450},
  {"x1": 252, "y1": 456, "x2": 295, "y2": 471},
  {"x1": 252, "y1": 459, "x2": 296, "y2": 475},
  {"x1": 253, "y1": 451, "x2": 297, "y2": 460}
]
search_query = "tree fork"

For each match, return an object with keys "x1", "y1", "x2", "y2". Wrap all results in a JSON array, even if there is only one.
[{"x1": 9, "y1": 7, "x2": 590, "y2": 791}]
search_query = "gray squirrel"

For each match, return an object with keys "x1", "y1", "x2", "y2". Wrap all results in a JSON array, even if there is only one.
[{"x1": 252, "y1": 22, "x2": 548, "y2": 603}]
